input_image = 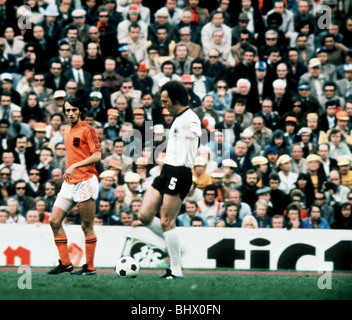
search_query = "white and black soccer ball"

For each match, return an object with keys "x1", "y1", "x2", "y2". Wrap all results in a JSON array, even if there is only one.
[{"x1": 115, "y1": 256, "x2": 140, "y2": 278}]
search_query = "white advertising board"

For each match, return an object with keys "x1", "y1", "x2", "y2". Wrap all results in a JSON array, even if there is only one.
[{"x1": 0, "y1": 224, "x2": 351, "y2": 271}]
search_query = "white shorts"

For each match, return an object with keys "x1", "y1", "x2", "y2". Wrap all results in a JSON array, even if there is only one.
[{"x1": 54, "y1": 175, "x2": 99, "y2": 211}]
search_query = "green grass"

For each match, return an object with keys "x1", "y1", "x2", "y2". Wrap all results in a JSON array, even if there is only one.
[{"x1": 1, "y1": 270, "x2": 351, "y2": 300}]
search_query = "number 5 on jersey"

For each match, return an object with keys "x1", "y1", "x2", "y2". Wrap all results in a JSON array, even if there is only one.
[{"x1": 169, "y1": 177, "x2": 178, "y2": 190}]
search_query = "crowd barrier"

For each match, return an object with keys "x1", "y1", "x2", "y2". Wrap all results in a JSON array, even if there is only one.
[{"x1": 0, "y1": 224, "x2": 351, "y2": 271}]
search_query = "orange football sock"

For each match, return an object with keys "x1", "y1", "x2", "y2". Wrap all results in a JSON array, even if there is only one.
[
  {"x1": 54, "y1": 234, "x2": 71, "y2": 266},
  {"x1": 85, "y1": 235, "x2": 97, "y2": 271}
]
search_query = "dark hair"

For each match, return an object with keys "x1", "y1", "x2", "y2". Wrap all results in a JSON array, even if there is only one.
[
  {"x1": 191, "y1": 58, "x2": 204, "y2": 69},
  {"x1": 161, "y1": 60, "x2": 175, "y2": 72},
  {"x1": 286, "y1": 202, "x2": 300, "y2": 213},
  {"x1": 40, "y1": 146, "x2": 54, "y2": 157},
  {"x1": 66, "y1": 25, "x2": 79, "y2": 35},
  {"x1": 325, "y1": 99, "x2": 340, "y2": 108},
  {"x1": 190, "y1": 216, "x2": 204, "y2": 225},
  {"x1": 203, "y1": 184, "x2": 218, "y2": 197},
  {"x1": 269, "y1": 172, "x2": 280, "y2": 182},
  {"x1": 128, "y1": 23, "x2": 140, "y2": 31},
  {"x1": 63, "y1": 96, "x2": 86, "y2": 115},
  {"x1": 224, "y1": 201, "x2": 239, "y2": 213},
  {"x1": 308, "y1": 203, "x2": 321, "y2": 216},
  {"x1": 268, "y1": 46, "x2": 281, "y2": 55},
  {"x1": 160, "y1": 80, "x2": 189, "y2": 107}
]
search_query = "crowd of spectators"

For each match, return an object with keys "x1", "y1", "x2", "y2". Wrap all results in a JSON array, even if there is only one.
[{"x1": 0, "y1": 0, "x2": 352, "y2": 231}]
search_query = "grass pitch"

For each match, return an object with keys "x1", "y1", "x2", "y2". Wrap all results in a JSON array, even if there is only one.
[{"x1": 1, "y1": 269, "x2": 352, "y2": 300}]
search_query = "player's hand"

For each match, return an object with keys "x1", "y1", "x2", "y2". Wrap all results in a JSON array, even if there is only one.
[{"x1": 63, "y1": 165, "x2": 75, "y2": 182}]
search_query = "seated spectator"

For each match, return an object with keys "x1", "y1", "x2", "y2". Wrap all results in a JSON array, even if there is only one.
[
  {"x1": 25, "y1": 210, "x2": 42, "y2": 225},
  {"x1": 177, "y1": 199, "x2": 208, "y2": 227},
  {"x1": 302, "y1": 203, "x2": 330, "y2": 229},
  {"x1": 215, "y1": 201, "x2": 242, "y2": 228},
  {"x1": 190, "y1": 216, "x2": 206, "y2": 227},
  {"x1": 197, "y1": 184, "x2": 223, "y2": 227},
  {"x1": 284, "y1": 203, "x2": 303, "y2": 229},
  {"x1": 241, "y1": 215, "x2": 258, "y2": 228},
  {"x1": 5, "y1": 197, "x2": 26, "y2": 224},
  {"x1": 271, "y1": 215, "x2": 284, "y2": 228},
  {"x1": 0, "y1": 205, "x2": 9, "y2": 224},
  {"x1": 331, "y1": 202, "x2": 352, "y2": 229},
  {"x1": 253, "y1": 199, "x2": 272, "y2": 228}
]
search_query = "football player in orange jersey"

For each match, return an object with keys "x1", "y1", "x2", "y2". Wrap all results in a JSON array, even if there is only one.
[{"x1": 48, "y1": 97, "x2": 102, "y2": 275}]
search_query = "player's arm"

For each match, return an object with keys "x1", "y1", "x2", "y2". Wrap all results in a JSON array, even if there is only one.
[
  {"x1": 64, "y1": 151, "x2": 102, "y2": 181},
  {"x1": 185, "y1": 119, "x2": 202, "y2": 139}
]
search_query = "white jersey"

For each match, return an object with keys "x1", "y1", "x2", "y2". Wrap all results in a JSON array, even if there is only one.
[{"x1": 164, "y1": 108, "x2": 202, "y2": 169}]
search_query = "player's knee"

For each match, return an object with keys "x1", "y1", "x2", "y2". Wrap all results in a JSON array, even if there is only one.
[
  {"x1": 49, "y1": 216, "x2": 61, "y2": 231},
  {"x1": 81, "y1": 219, "x2": 93, "y2": 234},
  {"x1": 160, "y1": 216, "x2": 175, "y2": 232},
  {"x1": 138, "y1": 211, "x2": 152, "y2": 226}
]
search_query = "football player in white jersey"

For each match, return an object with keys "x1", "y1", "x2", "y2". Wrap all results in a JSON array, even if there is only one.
[{"x1": 138, "y1": 80, "x2": 202, "y2": 279}]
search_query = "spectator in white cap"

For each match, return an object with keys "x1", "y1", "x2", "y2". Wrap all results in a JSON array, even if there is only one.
[
  {"x1": 38, "y1": 3, "x2": 61, "y2": 42},
  {"x1": 0, "y1": 73, "x2": 21, "y2": 107},
  {"x1": 272, "y1": 78, "x2": 293, "y2": 116},
  {"x1": 45, "y1": 90, "x2": 65, "y2": 116},
  {"x1": 148, "y1": 7, "x2": 176, "y2": 43},
  {"x1": 63, "y1": 8, "x2": 90, "y2": 44},
  {"x1": 86, "y1": 91, "x2": 108, "y2": 124},
  {"x1": 299, "y1": 58, "x2": 327, "y2": 99},
  {"x1": 336, "y1": 64, "x2": 352, "y2": 98}
]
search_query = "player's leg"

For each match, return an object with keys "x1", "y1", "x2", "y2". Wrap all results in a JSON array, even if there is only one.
[
  {"x1": 75, "y1": 198, "x2": 97, "y2": 274},
  {"x1": 48, "y1": 199, "x2": 75, "y2": 274},
  {"x1": 138, "y1": 186, "x2": 164, "y2": 238},
  {"x1": 159, "y1": 194, "x2": 184, "y2": 278}
]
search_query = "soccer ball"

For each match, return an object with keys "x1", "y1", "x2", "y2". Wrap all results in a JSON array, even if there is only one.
[{"x1": 115, "y1": 256, "x2": 140, "y2": 278}]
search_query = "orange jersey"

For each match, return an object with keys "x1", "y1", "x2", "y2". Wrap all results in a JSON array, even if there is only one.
[{"x1": 64, "y1": 121, "x2": 101, "y2": 184}]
